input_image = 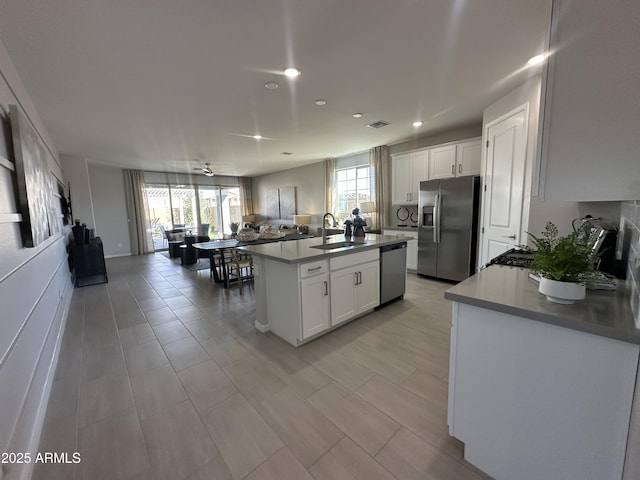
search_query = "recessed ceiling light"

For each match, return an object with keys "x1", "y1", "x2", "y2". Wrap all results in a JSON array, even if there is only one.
[
  {"x1": 314, "y1": 99, "x2": 327, "y2": 106},
  {"x1": 352, "y1": 113, "x2": 363, "y2": 118},
  {"x1": 253, "y1": 135, "x2": 263, "y2": 140},
  {"x1": 527, "y1": 54, "x2": 546, "y2": 66},
  {"x1": 283, "y1": 68, "x2": 301, "y2": 78},
  {"x1": 413, "y1": 121, "x2": 424, "y2": 127},
  {"x1": 264, "y1": 81, "x2": 279, "y2": 89}
]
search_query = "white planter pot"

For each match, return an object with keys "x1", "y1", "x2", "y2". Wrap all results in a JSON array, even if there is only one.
[{"x1": 538, "y1": 277, "x2": 586, "y2": 304}]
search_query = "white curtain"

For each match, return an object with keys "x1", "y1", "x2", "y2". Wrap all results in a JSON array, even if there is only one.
[
  {"x1": 239, "y1": 176, "x2": 253, "y2": 215},
  {"x1": 123, "y1": 169, "x2": 154, "y2": 255},
  {"x1": 324, "y1": 158, "x2": 336, "y2": 214},
  {"x1": 370, "y1": 145, "x2": 390, "y2": 231}
]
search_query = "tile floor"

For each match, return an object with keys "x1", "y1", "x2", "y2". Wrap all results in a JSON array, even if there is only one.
[{"x1": 33, "y1": 253, "x2": 490, "y2": 480}]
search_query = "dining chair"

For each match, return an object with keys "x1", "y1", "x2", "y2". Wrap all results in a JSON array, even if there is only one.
[{"x1": 225, "y1": 249, "x2": 254, "y2": 294}]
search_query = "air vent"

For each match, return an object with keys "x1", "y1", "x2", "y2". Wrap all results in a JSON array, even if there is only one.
[{"x1": 366, "y1": 120, "x2": 390, "y2": 129}]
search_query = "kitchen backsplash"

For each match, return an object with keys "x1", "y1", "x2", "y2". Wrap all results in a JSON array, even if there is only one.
[
  {"x1": 619, "y1": 200, "x2": 640, "y2": 323},
  {"x1": 393, "y1": 205, "x2": 419, "y2": 228}
]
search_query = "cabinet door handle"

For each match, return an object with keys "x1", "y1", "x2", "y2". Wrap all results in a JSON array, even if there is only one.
[
  {"x1": 354, "y1": 272, "x2": 359, "y2": 285},
  {"x1": 307, "y1": 266, "x2": 322, "y2": 272},
  {"x1": 323, "y1": 280, "x2": 328, "y2": 296},
  {"x1": 358, "y1": 271, "x2": 362, "y2": 285},
  {"x1": 451, "y1": 164, "x2": 455, "y2": 175},
  {"x1": 458, "y1": 163, "x2": 462, "y2": 174}
]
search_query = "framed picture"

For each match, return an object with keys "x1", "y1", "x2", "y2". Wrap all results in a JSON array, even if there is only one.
[{"x1": 10, "y1": 104, "x2": 59, "y2": 247}]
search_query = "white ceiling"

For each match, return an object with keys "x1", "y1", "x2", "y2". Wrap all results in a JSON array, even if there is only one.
[{"x1": 0, "y1": 0, "x2": 550, "y2": 177}]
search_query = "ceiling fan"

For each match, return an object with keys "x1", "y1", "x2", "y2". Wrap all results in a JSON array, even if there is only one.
[{"x1": 193, "y1": 162, "x2": 215, "y2": 176}]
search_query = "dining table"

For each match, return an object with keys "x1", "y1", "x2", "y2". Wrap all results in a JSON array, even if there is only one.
[{"x1": 193, "y1": 234, "x2": 314, "y2": 287}]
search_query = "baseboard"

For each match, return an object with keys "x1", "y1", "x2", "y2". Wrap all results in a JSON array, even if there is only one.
[
  {"x1": 104, "y1": 252, "x2": 131, "y2": 258},
  {"x1": 254, "y1": 321, "x2": 270, "y2": 333}
]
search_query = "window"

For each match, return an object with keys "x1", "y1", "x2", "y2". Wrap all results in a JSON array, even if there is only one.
[{"x1": 334, "y1": 165, "x2": 374, "y2": 222}]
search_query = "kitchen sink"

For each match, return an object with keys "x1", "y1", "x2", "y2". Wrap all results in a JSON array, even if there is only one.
[{"x1": 309, "y1": 241, "x2": 366, "y2": 250}]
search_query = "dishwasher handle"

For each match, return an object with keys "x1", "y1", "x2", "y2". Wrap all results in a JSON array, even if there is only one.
[{"x1": 380, "y1": 242, "x2": 407, "y2": 253}]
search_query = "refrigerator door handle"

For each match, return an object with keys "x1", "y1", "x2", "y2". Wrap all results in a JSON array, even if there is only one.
[{"x1": 433, "y1": 193, "x2": 441, "y2": 243}]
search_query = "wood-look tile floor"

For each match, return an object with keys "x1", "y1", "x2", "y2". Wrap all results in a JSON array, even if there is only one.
[{"x1": 34, "y1": 253, "x2": 491, "y2": 480}]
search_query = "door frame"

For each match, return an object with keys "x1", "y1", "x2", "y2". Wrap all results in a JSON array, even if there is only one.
[{"x1": 478, "y1": 102, "x2": 531, "y2": 269}]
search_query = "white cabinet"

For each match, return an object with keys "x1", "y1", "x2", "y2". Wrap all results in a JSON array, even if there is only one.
[
  {"x1": 392, "y1": 153, "x2": 411, "y2": 204},
  {"x1": 383, "y1": 229, "x2": 418, "y2": 272},
  {"x1": 300, "y1": 272, "x2": 330, "y2": 339},
  {"x1": 456, "y1": 139, "x2": 482, "y2": 177},
  {"x1": 540, "y1": 0, "x2": 640, "y2": 201},
  {"x1": 330, "y1": 249, "x2": 380, "y2": 327},
  {"x1": 391, "y1": 150, "x2": 428, "y2": 204},
  {"x1": 392, "y1": 138, "x2": 481, "y2": 203},
  {"x1": 429, "y1": 144, "x2": 457, "y2": 179},
  {"x1": 429, "y1": 139, "x2": 481, "y2": 179},
  {"x1": 261, "y1": 247, "x2": 388, "y2": 346},
  {"x1": 448, "y1": 302, "x2": 639, "y2": 480}
]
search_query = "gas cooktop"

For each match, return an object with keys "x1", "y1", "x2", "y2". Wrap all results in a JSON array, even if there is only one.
[{"x1": 487, "y1": 248, "x2": 535, "y2": 268}]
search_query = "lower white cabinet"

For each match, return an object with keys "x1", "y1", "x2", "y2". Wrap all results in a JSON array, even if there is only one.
[
  {"x1": 300, "y1": 272, "x2": 330, "y2": 339},
  {"x1": 448, "y1": 302, "x2": 639, "y2": 480},
  {"x1": 263, "y1": 249, "x2": 381, "y2": 346},
  {"x1": 330, "y1": 250, "x2": 380, "y2": 327}
]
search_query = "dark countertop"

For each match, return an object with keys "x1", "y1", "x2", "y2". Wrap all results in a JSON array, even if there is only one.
[
  {"x1": 238, "y1": 233, "x2": 412, "y2": 264},
  {"x1": 445, "y1": 265, "x2": 639, "y2": 344}
]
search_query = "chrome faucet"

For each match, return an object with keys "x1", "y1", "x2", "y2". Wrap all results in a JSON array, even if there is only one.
[{"x1": 322, "y1": 212, "x2": 336, "y2": 246}]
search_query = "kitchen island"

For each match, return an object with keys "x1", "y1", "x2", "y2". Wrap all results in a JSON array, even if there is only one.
[
  {"x1": 239, "y1": 234, "x2": 410, "y2": 346},
  {"x1": 444, "y1": 265, "x2": 639, "y2": 480}
]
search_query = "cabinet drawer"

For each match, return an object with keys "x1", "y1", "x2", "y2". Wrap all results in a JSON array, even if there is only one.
[
  {"x1": 330, "y1": 249, "x2": 379, "y2": 271},
  {"x1": 299, "y1": 259, "x2": 328, "y2": 278}
]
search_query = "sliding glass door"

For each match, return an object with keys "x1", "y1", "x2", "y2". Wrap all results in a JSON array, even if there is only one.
[
  {"x1": 197, "y1": 186, "x2": 241, "y2": 238},
  {"x1": 144, "y1": 182, "x2": 241, "y2": 247},
  {"x1": 170, "y1": 186, "x2": 197, "y2": 229},
  {"x1": 197, "y1": 186, "x2": 220, "y2": 238}
]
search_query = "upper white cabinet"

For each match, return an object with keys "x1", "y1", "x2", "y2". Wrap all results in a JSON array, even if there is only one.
[
  {"x1": 429, "y1": 145, "x2": 457, "y2": 179},
  {"x1": 430, "y1": 139, "x2": 482, "y2": 180},
  {"x1": 391, "y1": 151, "x2": 428, "y2": 204},
  {"x1": 456, "y1": 140, "x2": 482, "y2": 177},
  {"x1": 540, "y1": 0, "x2": 640, "y2": 201},
  {"x1": 392, "y1": 138, "x2": 481, "y2": 204}
]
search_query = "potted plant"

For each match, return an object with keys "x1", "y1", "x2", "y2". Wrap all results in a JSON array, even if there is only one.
[{"x1": 526, "y1": 222, "x2": 606, "y2": 304}]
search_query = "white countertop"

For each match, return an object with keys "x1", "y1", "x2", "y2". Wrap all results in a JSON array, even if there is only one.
[
  {"x1": 445, "y1": 265, "x2": 639, "y2": 344},
  {"x1": 238, "y1": 233, "x2": 412, "y2": 264}
]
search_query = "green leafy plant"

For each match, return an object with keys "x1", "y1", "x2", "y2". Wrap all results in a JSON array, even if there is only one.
[{"x1": 526, "y1": 222, "x2": 601, "y2": 284}]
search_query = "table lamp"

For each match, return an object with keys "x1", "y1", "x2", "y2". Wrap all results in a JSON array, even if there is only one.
[
  {"x1": 293, "y1": 215, "x2": 312, "y2": 234},
  {"x1": 359, "y1": 202, "x2": 375, "y2": 229}
]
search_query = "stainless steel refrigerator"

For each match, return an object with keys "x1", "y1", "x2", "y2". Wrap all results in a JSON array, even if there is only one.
[{"x1": 417, "y1": 176, "x2": 480, "y2": 281}]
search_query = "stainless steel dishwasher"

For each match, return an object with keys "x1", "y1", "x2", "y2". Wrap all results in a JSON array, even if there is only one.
[{"x1": 379, "y1": 242, "x2": 407, "y2": 305}]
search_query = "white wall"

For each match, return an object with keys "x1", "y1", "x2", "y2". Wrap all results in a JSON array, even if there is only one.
[
  {"x1": 88, "y1": 163, "x2": 131, "y2": 257},
  {"x1": 63, "y1": 157, "x2": 133, "y2": 257},
  {"x1": 0, "y1": 39, "x2": 73, "y2": 480},
  {"x1": 252, "y1": 161, "x2": 325, "y2": 227},
  {"x1": 482, "y1": 75, "x2": 620, "y2": 240}
]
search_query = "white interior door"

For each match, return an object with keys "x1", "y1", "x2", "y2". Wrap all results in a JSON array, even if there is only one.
[{"x1": 479, "y1": 106, "x2": 528, "y2": 266}]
